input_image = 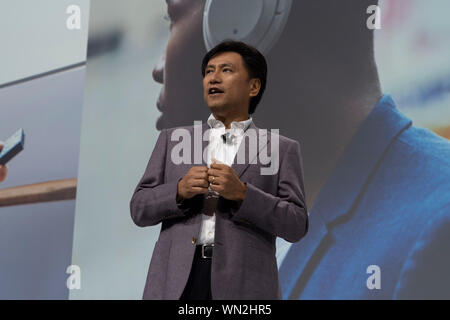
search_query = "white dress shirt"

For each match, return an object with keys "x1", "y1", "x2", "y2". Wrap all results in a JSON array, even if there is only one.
[{"x1": 197, "y1": 113, "x2": 253, "y2": 245}]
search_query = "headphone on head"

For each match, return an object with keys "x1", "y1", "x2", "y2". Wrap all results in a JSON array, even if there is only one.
[{"x1": 203, "y1": 0, "x2": 292, "y2": 55}]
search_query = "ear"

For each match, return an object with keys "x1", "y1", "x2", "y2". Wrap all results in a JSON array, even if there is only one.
[{"x1": 249, "y1": 78, "x2": 261, "y2": 98}]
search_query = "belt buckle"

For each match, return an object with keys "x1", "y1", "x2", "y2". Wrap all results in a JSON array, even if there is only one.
[{"x1": 201, "y1": 244, "x2": 214, "y2": 259}]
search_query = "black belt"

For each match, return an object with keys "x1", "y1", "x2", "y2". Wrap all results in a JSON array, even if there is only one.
[{"x1": 196, "y1": 244, "x2": 214, "y2": 259}]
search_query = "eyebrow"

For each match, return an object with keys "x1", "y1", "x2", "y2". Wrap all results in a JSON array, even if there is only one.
[{"x1": 206, "y1": 63, "x2": 234, "y2": 69}]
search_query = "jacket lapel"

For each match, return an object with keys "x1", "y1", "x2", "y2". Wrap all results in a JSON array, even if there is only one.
[
  {"x1": 201, "y1": 122, "x2": 209, "y2": 167},
  {"x1": 231, "y1": 121, "x2": 270, "y2": 178}
]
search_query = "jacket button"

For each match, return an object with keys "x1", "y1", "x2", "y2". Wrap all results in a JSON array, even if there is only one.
[{"x1": 192, "y1": 237, "x2": 197, "y2": 245}]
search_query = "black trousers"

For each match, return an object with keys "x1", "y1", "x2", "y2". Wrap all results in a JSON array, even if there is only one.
[{"x1": 180, "y1": 246, "x2": 212, "y2": 300}]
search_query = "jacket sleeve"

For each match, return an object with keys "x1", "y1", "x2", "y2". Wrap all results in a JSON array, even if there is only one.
[
  {"x1": 130, "y1": 129, "x2": 189, "y2": 227},
  {"x1": 231, "y1": 140, "x2": 308, "y2": 243}
]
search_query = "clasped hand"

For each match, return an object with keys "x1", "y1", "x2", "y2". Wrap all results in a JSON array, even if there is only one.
[{"x1": 177, "y1": 160, "x2": 246, "y2": 202}]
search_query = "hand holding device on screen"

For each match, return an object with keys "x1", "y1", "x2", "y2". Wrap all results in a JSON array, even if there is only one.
[
  {"x1": 0, "y1": 129, "x2": 25, "y2": 182},
  {"x1": 0, "y1": 143, "x2": 7, "y2": 182},
  {"x1": 0, "y1": 128, "x2": 25, "y2": 166}
]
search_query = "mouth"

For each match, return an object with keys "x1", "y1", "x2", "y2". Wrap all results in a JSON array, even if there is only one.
[
  {"x1": 156, "y1": 114, "x2": 164, "y2": 130},
  {"x1": 156, "y1": 94, "x2": 165, "y2": 112},
  {"x1": 208, "y1": 87, "x2": 225, "y2": 97},
  {"x1": 156, "y1": 90, "x2": 165, "y2": 129},
  {"x1": 157, "y1": 100, "x2": 164, "y2": 112}
]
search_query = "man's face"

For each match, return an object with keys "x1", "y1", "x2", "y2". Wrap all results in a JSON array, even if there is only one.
[
  {"x1": 203, "y1": 51, "x2": 256, "y2": 116},
  {"x1": 153, "y1": 0, "x2": 206, "y2": 130}
]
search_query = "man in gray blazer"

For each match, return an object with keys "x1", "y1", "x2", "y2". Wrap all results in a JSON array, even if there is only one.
[{"x1": 130, "y1": 40, "x2": 308, "y2": 300}]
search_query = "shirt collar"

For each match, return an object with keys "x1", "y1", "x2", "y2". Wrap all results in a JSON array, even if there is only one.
[{"x1": 207, "y1": 113, "x2": 253, "y2": 133}]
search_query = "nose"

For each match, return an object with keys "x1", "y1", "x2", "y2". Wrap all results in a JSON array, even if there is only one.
[
  {"x1": 152, "y1": 55, "x2": 165, "y2": 84},
  {"x1": 208, "y1": 70, "x2": 222, "y2": 85}
]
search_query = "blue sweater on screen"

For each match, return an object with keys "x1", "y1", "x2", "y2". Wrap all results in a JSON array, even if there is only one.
[{"x1": 279, "y1": 95, "x2": 450, "y2": 299}]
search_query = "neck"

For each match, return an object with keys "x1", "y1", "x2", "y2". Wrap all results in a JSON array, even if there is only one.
[
  {"x1": 263, "y1": 33, "x2": 383, "y2": 210},
  {"x1": 259, "y1": 61, "x2": 382, "y2": 210},
  {"x1": 300, "y1": 88, "x2": 382, "y2": 210}
]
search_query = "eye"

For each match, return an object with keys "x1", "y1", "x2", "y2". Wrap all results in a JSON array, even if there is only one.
[{"x1": 223, "y1": 68, "x2": 231, "y2": 72}]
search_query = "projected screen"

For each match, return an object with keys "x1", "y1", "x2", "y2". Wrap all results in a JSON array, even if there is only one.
[{"x1": 67, "y1": 0, "x2": 450, "y2": 299}]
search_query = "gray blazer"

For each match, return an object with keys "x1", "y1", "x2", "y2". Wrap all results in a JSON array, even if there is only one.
[{"x1": 130, "y1": 121, "x2": 308, "y2": 300}]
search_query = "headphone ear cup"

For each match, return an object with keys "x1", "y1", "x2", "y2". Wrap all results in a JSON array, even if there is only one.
[{"x1": 203, "y1": 0, "x2": 292, "y2": 55}]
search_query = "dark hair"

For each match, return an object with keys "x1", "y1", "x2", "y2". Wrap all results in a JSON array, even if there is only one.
[{"x1": 201, "y1": 40, "x2": 267, "y2": 114}]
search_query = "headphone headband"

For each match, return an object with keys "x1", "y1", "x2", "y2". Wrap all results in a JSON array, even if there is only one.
[{"x1": 203, "y1": 0, "x2": 292, "y2": 55}]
